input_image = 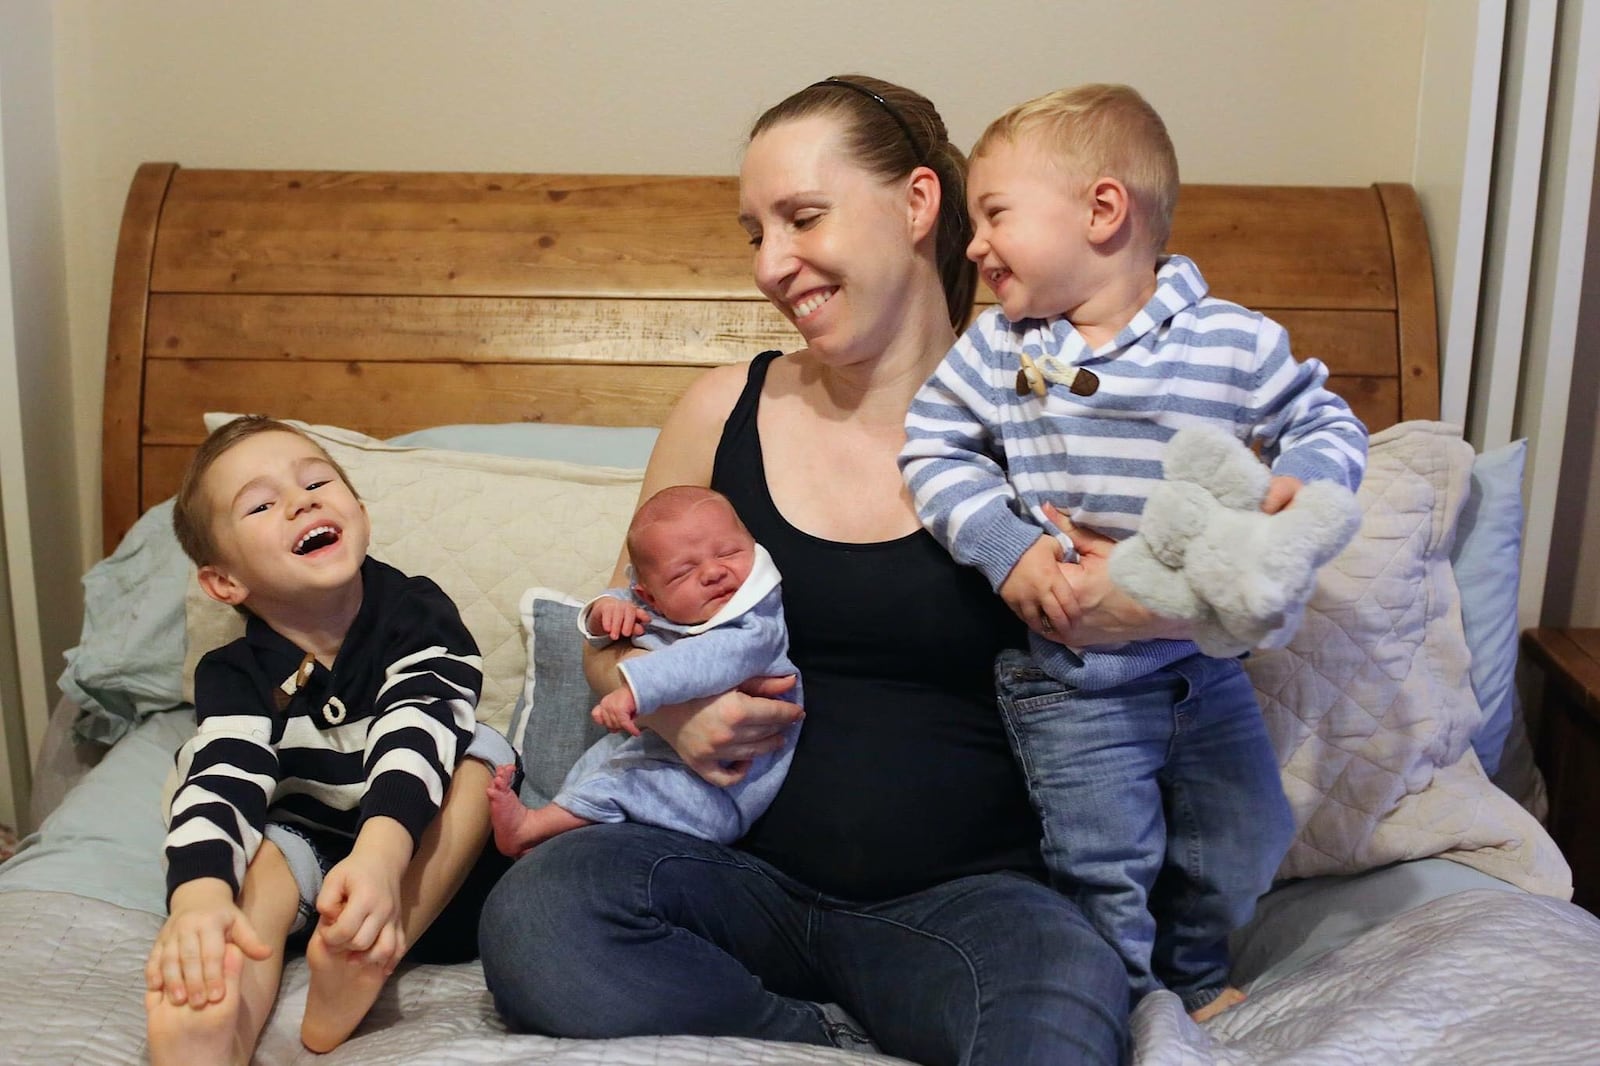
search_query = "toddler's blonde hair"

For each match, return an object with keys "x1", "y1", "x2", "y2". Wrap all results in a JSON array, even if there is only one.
[{"x1": 973, "y1": 84, "x2": 1179, "y2": 254}]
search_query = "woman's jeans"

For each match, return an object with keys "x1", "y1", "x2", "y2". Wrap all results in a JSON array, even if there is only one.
[
  {"x1": 994, "y1": 648, "x2": 1293, "y2": 1011},
  {"x1": 478, "y1": 822, "x2": 1128, "y2": 1066}
]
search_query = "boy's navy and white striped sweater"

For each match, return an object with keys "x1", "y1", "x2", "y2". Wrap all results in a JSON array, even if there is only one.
[
  {"x1": 900, "y1": 254, "x2": 1367, "y2": 691},
  {"x1": 163, "y1": 556, "x2": 481, "y2": 902}
]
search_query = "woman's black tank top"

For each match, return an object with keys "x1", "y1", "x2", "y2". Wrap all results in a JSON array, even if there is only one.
[{"x1": 714, "y1": 351, "x2": 1044, "y2": 900}]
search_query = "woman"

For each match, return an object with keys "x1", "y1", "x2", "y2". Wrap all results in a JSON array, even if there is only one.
[{"x1": 479, "y1": 75, "x2": 1158, "y2": 1066}]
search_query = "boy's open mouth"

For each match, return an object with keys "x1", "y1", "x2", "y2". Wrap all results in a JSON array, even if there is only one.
[{"x1": 294, "y1": 525, "x2": 341, "y2": 555}]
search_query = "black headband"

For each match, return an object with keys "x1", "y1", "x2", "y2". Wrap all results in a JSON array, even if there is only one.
[{"x1": 810, "y1": 77, "x2": 925, "y2": 164}]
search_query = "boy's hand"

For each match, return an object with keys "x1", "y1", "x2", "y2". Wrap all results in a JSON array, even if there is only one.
[
  {"x1": 998, "y1": 534, "x2": 1080, "y2": 642},
  {"x1": 1262, "y1": 475, "x2": 1304, "y2": 514},
  {"x1": 592, "y1": 686, "x2": 642, "y2": 735},
  {"x1": 590, "y1": 596, "x2": 650, "y2": 641},
  {"x1": 314, "y1": 817, "x2": 413, "y2": 973},
  {"x1": 146, "y1": 877, "x2": 272, "y2": 1008}
]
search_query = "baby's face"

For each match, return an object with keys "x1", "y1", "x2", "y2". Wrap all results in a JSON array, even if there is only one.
[{"x1": 631, "y1": 499, "x2": 756, "y2": 624}]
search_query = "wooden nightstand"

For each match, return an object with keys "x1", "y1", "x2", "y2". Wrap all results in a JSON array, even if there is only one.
[{"x1": 1521, "y1": 627, "x2": 1600, "y2": 915}]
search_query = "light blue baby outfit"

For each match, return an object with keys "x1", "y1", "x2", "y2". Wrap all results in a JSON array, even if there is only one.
[{"x1": 555, "y1": 544, "x2": 801, "y2": 843}]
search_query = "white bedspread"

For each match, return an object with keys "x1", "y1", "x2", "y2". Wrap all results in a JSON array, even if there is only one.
[
  {"x1": 1133, "y1": 890, "x2": 1600, "y2": 1065},
  {"x1": 0, "y1": 889, "x2": 897, "y2": 1065},
  {"x1": 4, "y1": 886, "x2": 1598, "y2": 1065}
]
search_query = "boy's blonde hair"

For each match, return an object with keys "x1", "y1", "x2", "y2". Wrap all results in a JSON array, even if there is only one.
[
  {"x1": 973, "y1": 84, "x2": 1179, "y2": 254},
  {"x1": 172, "y1": 415, "x2": 358, "y2": 567}
]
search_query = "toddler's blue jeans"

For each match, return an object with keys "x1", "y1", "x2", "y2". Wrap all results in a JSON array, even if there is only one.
[{"x1": 994, "y1": 648, "x2": 1293, "y2": 1011}]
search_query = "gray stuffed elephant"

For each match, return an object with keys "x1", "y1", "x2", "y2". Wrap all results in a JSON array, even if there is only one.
[{"x1": 1109, "y1": 424, "x2": 1362, "y2": 657}]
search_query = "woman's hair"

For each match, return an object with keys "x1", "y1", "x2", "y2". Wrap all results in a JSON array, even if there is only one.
[
  {"x1": 749, "y1": 74, "x2": 977, "y2": 329},
  {"x1": 972, "y1": 84, "x2": 1179, "y2": 255},
  {"x1": 172, "y1": 414, "x2": 357, "y2": 566}
]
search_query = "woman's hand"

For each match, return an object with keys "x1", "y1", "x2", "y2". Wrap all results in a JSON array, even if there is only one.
[
  {"x1": 1042, "y1": 502, "x2": 1192, "y2": 646},
  {"x1": 637, "y1": 675, "x2": 802, "y2": 787}
]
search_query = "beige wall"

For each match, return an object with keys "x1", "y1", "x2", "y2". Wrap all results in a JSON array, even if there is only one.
[
  {"x1": 54, "y1": 0, "x2": 1430, "y2": 575},
  {"x1": 3, "y1": 0, "x2": 72, "y2": 819}
]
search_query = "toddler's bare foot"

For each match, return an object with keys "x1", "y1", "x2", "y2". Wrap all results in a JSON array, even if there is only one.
[
  {"x1": 1189, "y1": 985, "x2": 1248, "y2": 1023},
  {"x1": 300, "y1": 930, "x2": 388, "y2": 1053},
  {"x1": 147, "y1": 943, "x2": 247, "y2": 1066}
]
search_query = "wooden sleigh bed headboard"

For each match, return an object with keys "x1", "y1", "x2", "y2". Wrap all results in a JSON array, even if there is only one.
[{"x1": 102, "y1": 163, "x2": 1439, "y2": 554}]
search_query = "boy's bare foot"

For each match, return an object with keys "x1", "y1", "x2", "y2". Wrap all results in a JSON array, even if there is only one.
[
  {"x1": 147, "y1": 943, "x2": 247, "y2": 1066},
  {"x1": 300, "y1": 930, "x2": 388, "y2": 1053},
  {"x1": 486, "y1": 764, "x2": 590, "y2": 857},
  {"x1": 1189, "y1": 985, "x2": 1248, "y2": 1023}
]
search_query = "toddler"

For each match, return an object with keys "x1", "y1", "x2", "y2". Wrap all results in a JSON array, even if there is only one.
[{"x1": 899, "y1": 84, "x2": 1368, "y2": 1020}]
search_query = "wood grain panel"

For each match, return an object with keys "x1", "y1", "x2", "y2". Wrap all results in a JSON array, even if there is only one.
[
  {"x1": 1329, "y1": 375, "x2": 1398, "y2": 434},
  {"x1": 1376, "y1": 183, "x2": 1441, "y2": 420},
  {"x1": 146, "y1": 294, "x2": 795, "y2": 364},
  {"x1": 1167, "y1": 186, "x2": 1395, "y2": 310},
  {"x1": 146, "y1": 172, "x2": 1397, "y2": 311},
  {"x1": 151, "y1": 170, "x2": 756, "y2": 298},
  {"x1": 1261, "y1": 311, "x2": 1396, "y2": 376},
  {"x1": 141, "y1": 446, "x2": 193, "y2": 517},
  {"x1": 103, "y1": 162, "x2": 178, "y2": 554},
  {"x1": 142, "y1": 359, "x2": 711, "y2": 443},
  {"x1": 147, "y1": 295, "x2": 1395, "y2": 379}
]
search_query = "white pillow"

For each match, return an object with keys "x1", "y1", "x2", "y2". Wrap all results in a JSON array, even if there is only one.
[
  {"x1": 1246, "y1": 421, "x2": 1570, "y2": 898},
  {"x1": 183, "y1": 415, "x2": 644, "y2": 735}
]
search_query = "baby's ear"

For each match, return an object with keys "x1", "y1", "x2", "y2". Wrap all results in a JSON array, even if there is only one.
[
  {"x1": 631, "y1": 583, "x2": 658, "y2": 613},
  {"x1": 197, "y1": 564, "x2": 249, "y2": 607}
]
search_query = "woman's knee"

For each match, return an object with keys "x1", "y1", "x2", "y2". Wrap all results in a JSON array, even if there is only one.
[{"x1": 973, "y1": 885, "x2": 1130, "y2": 1064}]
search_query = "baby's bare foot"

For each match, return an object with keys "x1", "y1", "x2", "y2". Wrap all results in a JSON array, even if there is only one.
[
  {"x1": 486, "y1": 763, "x2": 538, "y2": 858},
  {"x1": 147, "y1": 943, "x2": 246, "y2": 1066},
  {"x1": 1189, "y1": 985, "x2": 1248, "y2": 1024},
  {"x1": 300, "y1": 931, "x2": 388, "y2": 1053}
]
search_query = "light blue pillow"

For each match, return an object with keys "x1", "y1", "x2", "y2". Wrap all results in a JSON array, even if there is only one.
[
  {"x1": 1450, "y1": 440, "x2": 1527, "y2": 776},
  {"x1": 0, "y1": 707, "x2": 193, "y2": 915},
  {"x1": 517, "y1": 594, "x2": 607, "y2": 807},
  {"x1": 388, "y1": 423, "x2": 659, "y2": 469},
  {"x1": 58, "y1": 500, "x2": 193, "y2": 744}
]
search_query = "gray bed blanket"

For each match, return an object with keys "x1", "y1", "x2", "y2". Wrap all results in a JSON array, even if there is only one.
[{"x1": 3, "y1": 886, "x2": 1598, "y2": 1065}]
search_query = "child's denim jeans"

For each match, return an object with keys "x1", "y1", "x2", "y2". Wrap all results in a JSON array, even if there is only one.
[{"x1": 994, "y1": 646, "x2": 1293, "y2": 1011}]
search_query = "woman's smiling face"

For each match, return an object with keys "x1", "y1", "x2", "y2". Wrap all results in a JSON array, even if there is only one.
[{"x1": 739, "y1": 114, "x2": 919, "y2": 365}]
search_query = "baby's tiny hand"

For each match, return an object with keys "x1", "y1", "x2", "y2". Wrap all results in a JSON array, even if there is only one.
[
  {"x1": 591, "y1": 596, "x2": 650, "y2": 641},
  {"x1": 592, "y1": 687, "x2": 642, "y2": 736},
  {"x1": 1262, "y1": 475, "x2": 1304, "y2": 515}
]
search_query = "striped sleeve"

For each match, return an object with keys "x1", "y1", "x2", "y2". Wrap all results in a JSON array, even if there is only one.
[
  {"x1": 359, "y1": 578, "x2": 481, "y2": 846},
  {"x1": 1246, "y1": 318, "x2": 1369, "y2": 491},
  {"x1": 164, "y1": 649, "x2": 279, "y2": 903},
  {"x1": 900, "y1": 318, "x2": 1045, "y2": 590}
]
